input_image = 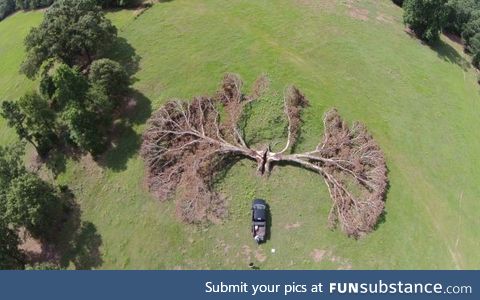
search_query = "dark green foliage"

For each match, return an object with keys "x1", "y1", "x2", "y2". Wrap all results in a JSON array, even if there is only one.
[
  {"x1": 445, "y1": 0, "x2": 480, "y2": 35},
  {"x1": 61, "y1": 101, "x2": 110, "y2": 156},
  {"x1": 462, "y1": 10, "x2": 480, "y2": 51},
  {"x1": 53, "y1": 65, "x2": 113, "y2": 155},
  {"x1": 1, "y1": 92, "x2": 57, "y2": 157},
  {"x1": 39, "y1": 71, "x2": 56, "y2": 99},
  {"x1": 89, "y1": 58, "x2": 130, "y2": 97},
  {"x1": 51, "y1": 64, "x2": 90, "y2": 110},
  {"x1": 96, "y1": 0, "x2": 140, "y2": 8},
  {"x1": 26, "y1": 261, "x2": 64, "y2": 270},
  {"x1": 403, "y1": 0, "x2": 449, "y2": 42},
  {"x1": 0, "y1": 0, "x2": 52, "y2": 21},
  {"x1": 0, "y1": 142, "x2": 25, "y2": 193},
  {"x1": 15, "y1": 0, "x2": 53, "y2": 10},
  {"x1": 4, "y1": 172, "x2": 63, "y2": 240},
  {"x1": 0, "y1": 143, "x2": 62, "y2": 268},
  {"x1": 21, "y1": 0, "x2": 117, "y2": 78},
  {"x1": 3, "y1": 63, "x2": 122, "y2": 157},
  {"x1": 470, "y1": 32, "x2": 480, "y2": 67},
  {"x1": 0, "y1": 221, "x2": 25, "y2": 270},
  {"x1": 4, "y1": 0, "x2": 132, "y2": 159},
  {"x1": 392, "y1": 0, "x2": 404, "y2": 6},
  {"x1": 0, "y1": 0, "x2": 16, "y2": 20}
]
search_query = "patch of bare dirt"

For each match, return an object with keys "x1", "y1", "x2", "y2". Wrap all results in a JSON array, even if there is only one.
[
  {"x1": 215, "y1": 239, "x2": 231, "y2": 255},
  {"x1": 349, "y1": 7, "x2": 369, "y2": 21},
  {"x1": 80, "y1": 154, "x2": 104, "y2": 177},
  {"x1": 444, "y1": 32, "x2": 464, "y2": 47},
  {"x1": 376, "y1": 13, "x2": 393, "y2": 24},
  {"x1": 18, "y1": 228, "x2": 59, "y2": 263},
  {"x1": 294, "y1": 0, "x2": 336, "y2": 11},
  {"x1": 310, "y1": 248, "x2": 352, "y2": 268},
  {"x1": 344, "y1": 0, "x2": 357, "y2": 8},
  {"x1": 337, "y1": 264, "x2": 353, "y2": 270},
  {"x1": 254, "y1": 249, "x2": 267, "y2": 262},
  {"x1": 284, "y1": 222, "x2": 302, "y2": 230},
  {"x1": 242, "y1": 245, "x2": 252, "y2": 262},
  {"x1": 18, "y1": 230, "x2": 42, "y2": 255},
  {"x1": 311, "y1": 249, "x2": 327, "y2": 262}
]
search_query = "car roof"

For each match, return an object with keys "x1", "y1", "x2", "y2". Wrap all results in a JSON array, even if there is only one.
[
  {"x1": 252, "y1": 198, "x2": 266, "y2": 206},
  {"x1": 252, "y1": 199, "x2": 266, "y2": 221}
]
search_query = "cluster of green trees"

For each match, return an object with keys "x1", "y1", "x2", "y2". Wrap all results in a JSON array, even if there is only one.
[
  {"x1": 1, "y1": 0, "x2": 130, "y2": 157},
  {"x1": 446, "y1": 0, "x2": 480, "y2": 66},
  {"x1": 402, "y1": 0, "x2": 480, "y2": 68},
  {"x1": 0, "y1": 143, "x2": 64, "y2": 269},
  {"x1": 1, "y1": 0, "x2": 130, "y2": 270},
  {"x1": 0, "y1": 0, "x2": 141, "y2": 21},
  {"x1": 0, "y1": 0, "x2": 53, "y2": 21},
  {"x1": 96, "y1": 0, "x2": 142, "y2": 8}
]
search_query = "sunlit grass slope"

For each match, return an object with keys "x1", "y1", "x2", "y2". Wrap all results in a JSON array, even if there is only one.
[{"x1": 1, "y1": 0, "x2": 479, "y2": 269}]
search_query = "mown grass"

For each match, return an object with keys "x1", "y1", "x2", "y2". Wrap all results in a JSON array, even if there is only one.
[
  {"x1": 0, "y1": 11, "x2": 41, "y2": 144},
  {"x1": 1, "y1": 0, "x2": 480, "y2": 269}
]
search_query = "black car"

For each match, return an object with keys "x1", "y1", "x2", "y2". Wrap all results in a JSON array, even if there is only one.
[{"x1": 251, "y1": 199, "x2": 267, "y2": 243}]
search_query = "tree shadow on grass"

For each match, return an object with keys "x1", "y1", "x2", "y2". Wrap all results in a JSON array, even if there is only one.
[
  {"x1": 55, "y1": 187, "x2": 104, "y2": 269},
  {"x1": 98, "y1": 121, "x2": 141, "y2": 172},
  {"x1": 43, "y1": 145, "x2": 84, "y2": 179},
  {"x1": 429, "y1": 39, "x2": 470, "y2": 71},
  {"x1": 96, "y1": 89, "x2": 152, "y2": 172},
  {"x1": 23, "y1": 186, "x2": 103, "y2": 269},
  {"x1": 404, "y1": 29, "x2": 470, "y2": 71},
  {"x1": 107, "y1": 37, "x2": 141, "y2": 78},
  {"x1": 67, "y1": 222, "x2": 103, "y2": 270},
  {"x1": 93, "y1": 32, "x2": 153, "y2": 172},
  {"x1": 265, "y1": 202, "x2": 272, "y2": 242}
]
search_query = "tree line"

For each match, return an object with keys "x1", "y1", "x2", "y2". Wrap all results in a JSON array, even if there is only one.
[
  {"x1": 400, "y1": 0, "x2": 480, "y2": 70},
  {"x1": 1, "y1": 0, "x2": 131, "y2": 269},
  {"x1": 0, "y1": 0, "x2": 141, "y2": 21}
]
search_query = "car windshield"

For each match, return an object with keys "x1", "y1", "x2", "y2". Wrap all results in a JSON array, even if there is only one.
[{"x1": 253, "y1": 204, "x2": 266, "y2": 221}]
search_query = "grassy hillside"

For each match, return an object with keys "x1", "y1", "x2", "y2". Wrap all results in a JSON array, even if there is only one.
[{"x1": 1, "y1": 0, "x2": 480, "y2": 269}]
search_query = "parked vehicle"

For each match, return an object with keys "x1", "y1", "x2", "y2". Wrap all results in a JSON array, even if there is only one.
[{"x1": 252, "y1": 199, "x2": 267, "y2": 244}]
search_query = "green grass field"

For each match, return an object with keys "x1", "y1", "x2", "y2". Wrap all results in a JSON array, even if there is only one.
[{"x1": 1, "y1": 0, "x2": 480, "y2": 269}]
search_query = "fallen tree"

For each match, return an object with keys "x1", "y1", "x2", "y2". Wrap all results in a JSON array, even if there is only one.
[{"x1": 141, "y1": 74, "x2": 388, "y2": 237}]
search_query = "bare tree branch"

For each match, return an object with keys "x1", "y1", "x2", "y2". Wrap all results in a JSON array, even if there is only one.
[{"x1": 141, "y1": 74, "x2": 388, "y2": 237}]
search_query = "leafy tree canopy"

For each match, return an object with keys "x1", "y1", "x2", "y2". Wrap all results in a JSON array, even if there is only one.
[
  {"x1": 0, "y1": 142, "x2": 26, "y2": 192},
  {"x1": 96, "y1": 0, "x2": 140, "y2": 8},
  {"x1": 89, "y1": 58, "x2": 130, "y2": 97},
  {"x1": 51, "y1": 64, "x2": 90, "y2": 109},
  {"x1": 0, "y1": 0, "x2": 16, "y2": 20},
  {"x1": 25, "y1": 261, "x2": 64, "y2": 270},
  {"x1": 1, "y1": 92, "x2": 57, "y2": 156},
  {"x1": 4, "y1": 172, "x2": 62, "y2": 240},
  {"x1": 21, "y1": 0, "x2": 117, "y2": 78},
  {"x1": 0, "y1": 221, "x2": 25, "y2": 270},
  {"x1": 403, "y1": 0, "x2": 449, "y2": 42}
]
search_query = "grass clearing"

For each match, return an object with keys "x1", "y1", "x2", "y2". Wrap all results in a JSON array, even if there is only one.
[{"x1": 1, "y1": 0, "x2": 480, "y2": 269}]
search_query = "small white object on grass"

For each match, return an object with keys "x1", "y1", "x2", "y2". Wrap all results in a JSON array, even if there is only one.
[{"x1": 271, "y1": 248, "x2": 276, "y2": 253}]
